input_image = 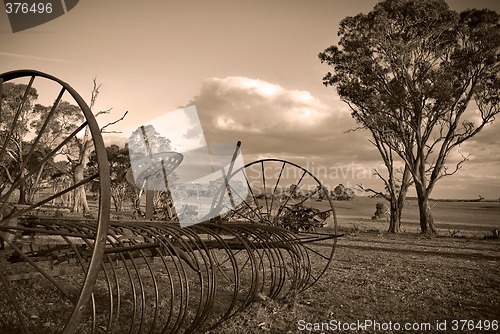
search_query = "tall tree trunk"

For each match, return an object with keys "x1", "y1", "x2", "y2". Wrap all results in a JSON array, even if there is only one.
[
  {"x1": 72, "y1": 162, "x2": 90, "y2": 213},
  {"x1": 18, "y1": 182, "x2": 27, "y2": 204},
  {"x1": 416, "y1": 188, "x2": 436, "y2": 234},
  {"x1": 386, "y1": 165, "x2": 410, "y2": 233},
  {"x1": 387, "y1": 200, "x2": 401, "y2": 233}
]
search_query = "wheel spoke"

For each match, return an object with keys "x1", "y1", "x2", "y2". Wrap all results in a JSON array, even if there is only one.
[
  {"x1": 303, "y1": 245, "x2": 330, "y2": 261},
  {"x1": 268, "y1": 161, "x2": 285, "y2": 219},
  {"x1": 273, "y1": 170, "x2": 307, "y2": 225},
  {"x1": 260, "y1": 161, "x2": 270, "y2": 215}
]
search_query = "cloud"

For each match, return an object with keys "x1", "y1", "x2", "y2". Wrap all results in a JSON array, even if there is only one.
[{"x1": 188, "y1": 76, "x2": 372, "y2": 162}]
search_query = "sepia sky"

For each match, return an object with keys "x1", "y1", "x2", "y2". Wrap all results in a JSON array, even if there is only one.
[{"x1": 1, "y1": 0, "x2": 499, "y2": 199}]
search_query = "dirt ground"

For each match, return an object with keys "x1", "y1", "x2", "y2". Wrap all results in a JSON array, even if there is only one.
[{"x1": 215, "y1": 231, "x2": 500, "y2": 333}]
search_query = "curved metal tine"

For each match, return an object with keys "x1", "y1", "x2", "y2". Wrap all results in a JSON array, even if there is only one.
[
  {"x1": 120, "y1": 225, "x2": 165, "y2": 334},
  {"x1": 177, "y1": 229, "x2": 212, "y2": 334},
  {"x1": 224, "y1": 226, "x2": 259, "y2": 315},
  {"x1": 98, "y1": 253, "x2": 118, "y2": 333},
  {"x1": 134, "y1": 227, "x2": 178, "y2": 334},
  {"x1": 142, "y1": 224, "x2": 192, "y2": 333},
  {"x1": 156, "y1": 241, "x2": 188, "y2": 334},
  {"x1": 268, "y1": 229, "x2": 302, "y2": 296},
  {"x1": 199, "y1": 225, "x2": 243, "y2": 313},
  {"x1": 273, "y1": 169, "x2": 307, "y2": 225},
  {"x1": 56, "y1": 223, "x2": 107, "y2": 333},
  {"x1": 128, "y1": 227, "x2": 166, "y2": 333},
  {"x1": 263, "y1": 229, "x2": 291, "y2": 298},
  {"x1": 0, "y1": 119, "x2": 88, "y2": 207},
  {"x1": 286, "y1": 240, "x2": 310, "y2": 292},
  {"x1": 118, "y1": 226, "x2": 161, "y2": 334},
  {"x1": 0, "y1": 76, "x2": 35, "y2": 162},
  {"x1": 147, "y1": 225, "x2": 200, "y2": 333},
  {"x1": 112, "y1": 243, "x2": 142, "y2": 334},
  {"x1": 172, "y1": 226, "x2": 216, "y2": 333},
  {"x1": 99, "y1": 225, "x2": 129, "y2": 333},
  {"x1": 252, "y1": 232, "x2": 277, "y2": 298},
  {"x1": 273, "y1": 227, "x2": 307, "y2": 294},
  {"x1": 96, "y1": 223, "x2": 141, "y2": 334},
  {"x1": 0, "y1": 173, "x2": 99, "y2": 223},
  {"x1": 0, "y1": 272, "x2": 30, "y2": 334},
  {"x1": 139, "y1": 248, "x2": 162, "y2": 333},
  {"x1": 254, "y1": 233, "x2": 281, "y2": 299}
]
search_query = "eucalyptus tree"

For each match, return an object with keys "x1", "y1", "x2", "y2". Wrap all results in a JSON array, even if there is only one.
[{"x1": 320, "y1": 0, "x2": 499, "y2": 233}]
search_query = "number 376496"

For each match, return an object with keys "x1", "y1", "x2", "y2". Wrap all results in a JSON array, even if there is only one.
[{"x1": 5, "y1": 2, "x2": 53, "y2": 14}]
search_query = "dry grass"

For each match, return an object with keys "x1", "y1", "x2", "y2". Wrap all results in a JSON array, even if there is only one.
[{"x1": 215, "y1": 232, "x2": 500, "y2": 333}]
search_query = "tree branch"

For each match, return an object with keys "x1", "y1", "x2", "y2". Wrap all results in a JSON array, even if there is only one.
[
  {"x1": 356, "y1": 183, "x2": 390, "y2": 201},
  {"x1": 101, "y1": 111, "x2": 128, "y2": 133}
]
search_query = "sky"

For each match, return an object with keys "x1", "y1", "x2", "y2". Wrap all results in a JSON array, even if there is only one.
[{"x1": 1, "y1": 0, "x2": 499, "y2": 200}]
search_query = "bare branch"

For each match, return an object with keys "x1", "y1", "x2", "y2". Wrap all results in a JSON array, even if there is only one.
[
  {"x1": 356, "y1": 183, "x2": 390, "y2": 201},
  {"x1": 345, "y1": 125, "x2": 366, "y2": 134},
  {"x1": 436, "y1": 149, "x2": 470, "y2": 182},
  {"x1": 101, "y1": 111, "x2": 128, "y2": 133},
  {"x1": 89, "y1": 78, "x2": 102, "y2": 112},
  {"x1": 95, "y1": 107, "x2": 113, "y2": 118}
]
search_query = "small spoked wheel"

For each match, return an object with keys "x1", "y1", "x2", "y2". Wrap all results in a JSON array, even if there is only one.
[
  {"x1": 0, "y1": 70, "x2": 111, "y2": 333},
  {"x1": 214, "y1": 158, "x2": 339, "y2": 291}
]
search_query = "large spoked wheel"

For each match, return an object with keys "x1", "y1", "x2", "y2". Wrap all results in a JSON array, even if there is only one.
[
  {"x1": 214, "y1": 158, "x2": 339, "y2": 290},
  {"x1": 0, "y1": 70, "x2": 111, "y2": 333}
]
